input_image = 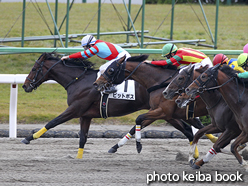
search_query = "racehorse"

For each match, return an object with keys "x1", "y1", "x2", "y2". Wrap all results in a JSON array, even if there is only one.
[
  {"x1": 163, "y1": 65, "x2": 245, "y2": 169},
  {"x1": 184, "y1": 64, "x2": 248, "y2": 172},
  {"x1": 93, "y1": 55, "x2": 218, "y2": 157},
  {"x1": 21, "y1": 52, "x2": 195, "y2": 159}
]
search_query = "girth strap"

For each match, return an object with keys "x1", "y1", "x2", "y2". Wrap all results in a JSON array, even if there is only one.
[
  {"x1": 100, "y1": 93, "x2": 109, "y2": 119},
  {"x1": 186, "y1": 101, "x2": 196, "y2": 120}
]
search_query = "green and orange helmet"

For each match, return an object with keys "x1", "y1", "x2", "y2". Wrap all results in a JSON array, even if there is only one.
[
  {"x1": 237, "y1": 53, "x2": 248, "y2": 67},
  {"x1": 161, "y1": 43, "x2": 178, "y2": 58}
]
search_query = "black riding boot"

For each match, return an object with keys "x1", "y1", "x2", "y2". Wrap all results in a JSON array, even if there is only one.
[{"x1": 103, "y1": 85, "x2": 117, "y2": 94}]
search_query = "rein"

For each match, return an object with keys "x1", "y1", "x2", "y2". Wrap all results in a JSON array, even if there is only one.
[
  {"x1": 194, "y1": 67, "x2": 245, "y2": 103},
  {"x1": 27, "y1": 59, "x2": 62, "y2": 89},
  {"x1": 123, "y1": 62, "x2": 143, "y2": 82},
  {"x1": 174, "y1": 69, "x2": 193, "y2": 95},
  {"x1": 198, "y1": 77, "x2": 234, "y2": 92},
  {"x1": 147, "y1": 70, "x2": 178, "y2": 93},
  {"x1": 64, "y1": 68, "x2": 87, "y2": 90},
  {"x1": 27, "y1": 59, "x2": 88, "y2": 90}
]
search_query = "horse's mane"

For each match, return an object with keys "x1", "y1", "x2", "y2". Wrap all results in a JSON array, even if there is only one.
[
  {"x1": 148, "y1": 63, "x2": 177, "y2": 70},
  {"x1": 220, "y1": 64, "x2": 248, "y2": 85},
  {"x1": 126, "y1": 55, "x2": 149, "y2": 62},
  {"x1": 126, "y1": 55, "x2": 177, "y2": 71},
  {"x1": 40, "y1": 52, "x2": 95, "y2": 70}
]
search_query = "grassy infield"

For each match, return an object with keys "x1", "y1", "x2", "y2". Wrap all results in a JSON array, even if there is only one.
[{"x1": 0, "y1": 2, "x2": 247, "y2": 125}]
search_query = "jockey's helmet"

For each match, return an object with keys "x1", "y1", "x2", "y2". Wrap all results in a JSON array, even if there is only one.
[
  {"x1": 213, "y1": 54, "x2": 229, "y2": 66},
  {"x1": 243, "y1": 43, "x2": 248, "y2": 53},
  {"x1": 161, "y1": 43, "x2": 178, "y2": 58},
  {"x1": 237, "y1": 53, "x2": 248, "y2": 67},
  {"x1": 81, "y1": 35, "x2": 96, "y2": 48}
]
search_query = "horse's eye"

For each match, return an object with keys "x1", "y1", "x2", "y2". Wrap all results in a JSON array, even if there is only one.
[
  {"x1": 108, "y1": 68, "x2": 115, "y2": 74},
  {"x1": 32, "y1": 68, "x2": 36, "y2": 72},
  {"x1": 178, "y1": 77, "x2": 183, "y2": 81},
  {"x1": 201, "y1": 74, "x2": 206, "y2": 78}
]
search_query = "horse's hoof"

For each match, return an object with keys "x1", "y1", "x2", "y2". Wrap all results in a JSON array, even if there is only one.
[
  {"x1": 21, "y1": 138, "x2": 30, "y2": 144},
  {"x1": 191, "y1": 163, "x2": 201, "y2": 169},
  {"x1": 136, "y1": 141, "x2": 142, "y2": 153},
  {"x1": 189, "y1": 159, "x2": 195, "y2": 167},
  {"x1": 108, "y1": 147, "x2": 117, "y2": 153}
]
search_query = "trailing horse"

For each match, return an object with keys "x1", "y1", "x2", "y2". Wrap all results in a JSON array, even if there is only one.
[
  {"x1": 93, "y1": 55, "x2": 218, "y2": 157},
  {"x1": 163, "y1": 64, "x2": 245, "y2": 169},
  {"x1": 21, "y1": 52, "x2": 194, "y2": 158},
  {"x1": 185, "y1": 64, "x2": 248, "y2": 172}
]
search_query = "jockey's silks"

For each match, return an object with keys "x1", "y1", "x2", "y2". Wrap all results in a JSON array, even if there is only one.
[
  {"x1": 151, "y1": 48, "x2": 207, "y2": 67},
  {"x1": 69, "y1": 40, "x2": 126, "y2": 60}
]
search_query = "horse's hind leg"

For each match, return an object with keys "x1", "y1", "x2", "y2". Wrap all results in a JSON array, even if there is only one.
[
  {"x1": 108, "y1": 119, "x2": 155, "y2": 153},
  {"x1": 186, "y1": 118, "x2": 218, "y2": 143},
  {"x1": 189, "y1": 124, "x2": 221, "y2": 166},
  {"x1": 21, "y1": 106, "x2": 76, "y2": 144},
  {"x1": 230, "y1": 132, "x2": 248, "y2": 172},
  {"x1": 192, "y1": 129, "x2": 240, "y2": 170},
  {"x1": 76, "y1": 117, "x2": 91, "y2": 159}
]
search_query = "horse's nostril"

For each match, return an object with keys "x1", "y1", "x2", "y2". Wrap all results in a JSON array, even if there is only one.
[
  {"x1": 175, "y1": 99, "x2": 181, "y2": 104},
  {"x1": 22, "y1": 85, "x2": 26, "y2": 89}
]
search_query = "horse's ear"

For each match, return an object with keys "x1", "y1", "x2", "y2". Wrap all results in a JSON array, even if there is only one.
[
  {"x1": 212, "y1": 63, "x2": 221, "y2": 70},
  {"x1": 117, "y1": 55, "x2": 126, "y2": 64},
  {"x1": 188, "y1": 63, "x2": 194, "y2": 73}
]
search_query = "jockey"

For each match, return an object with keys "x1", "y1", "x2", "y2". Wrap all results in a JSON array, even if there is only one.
[
  {"x1": 61, "y1": 35, "x2": 131, "y2": 94},
  {"x1": 144, "y1": 43, "x2": 213, "y2": 70},
  {"x1": 212, "y1": 53, "x2": 245, "y2": 73},
  {"x1": 236, "y1": 53, "x2": 248, "y2": 78}
]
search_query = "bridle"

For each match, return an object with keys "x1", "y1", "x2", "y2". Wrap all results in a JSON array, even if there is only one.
[
  {"x1": 193, "y1": 65, "x2": 220, "y2": 94},
  {"x1": 101, "y1": 61, "x2": 125, "y2": 86},
  {"x1": 26, "y1": 59, "x2": 61, "y2": 90},
  {"x1": 101, "y1": 59, "x2": 142, "y2": 86},
  {"x1": 173, "y1": 67, "x2": 193, "y2": 95}
]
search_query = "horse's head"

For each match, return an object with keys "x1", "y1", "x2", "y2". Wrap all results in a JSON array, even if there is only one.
[
  {"x1": 22, "y1": 52, "x2": 60, "y2": 92},
  {"x1": 93, "y1": 55, "x2": 126, "y2": 92},
  {"x1": 163, "y1": 64, "x2": 194, "y2": 100},
  {"x1": 175, "y1": 93, "x2": 192, "y2": 108},
  {"x1": 185, "y1": 64, "x2": 220, "y2": 99}
]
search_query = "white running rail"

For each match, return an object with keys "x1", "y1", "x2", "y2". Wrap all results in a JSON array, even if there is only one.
[{"x1": 0, "y1": 74, "x2": 56, "y2": 138}]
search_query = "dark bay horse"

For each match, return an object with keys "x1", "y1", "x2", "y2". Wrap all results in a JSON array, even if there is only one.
[
  {"x1": 21, "y1": 52, "x2": 194, "y2": 158},
  {"x1": 163, "y1": 65, "x2": 245, "y2": 169},
  {"x1": 93, "y1": 55, "x2": 218, "y2": 157},
  {"x1": 185, "y1": 64, "x2": 248, "y2": 172}
]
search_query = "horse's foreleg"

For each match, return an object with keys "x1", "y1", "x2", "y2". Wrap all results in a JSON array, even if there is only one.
[
  {"x1": 108, "y1": 119, "x2": 155, "y2": 153},
  {"x1": 21, "y1": 107, "x2": 76, "y2": 144},
  {"x1": 214, "y1": 129, "x2": 240, "y2": 155},
  {"x1": 186, "y1": 118, "x2": 218, "y2": 143},
  {"x1": 134, "y1": 108, "x2": 166, "y2": 153},
  {"x1": 76, "y1": 117, "x2": 91, "y2": 159},
  {"x1": 189, "y1": 124, "x2": 221, "y2": 166},
  {"x1": 135, "y1": 114, "x2": 147, "y2": 153}
]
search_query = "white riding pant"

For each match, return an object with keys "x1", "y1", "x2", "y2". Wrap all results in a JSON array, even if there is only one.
[
  {"x1": 179, "y1": 57, "x2": 213, "y2": 73},
  {"x1": 99, "y1": 51, "x2": 131, "y2": 74}
]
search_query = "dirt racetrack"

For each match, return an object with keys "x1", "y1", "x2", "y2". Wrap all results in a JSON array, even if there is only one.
[{"x1": 0, "y1": 135, "x2": 248, "y2": 186}]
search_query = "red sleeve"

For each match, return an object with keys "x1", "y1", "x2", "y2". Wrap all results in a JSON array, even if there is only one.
[
  {"x1": 69, "y1": 52, "x2": 83, "y2": 59},
  {"x1": 151, "y1": 60, "x2": 168, "y2": 66},
  {"x1": 172, "y1": 62, "x2": 180, "y2": 67}
]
